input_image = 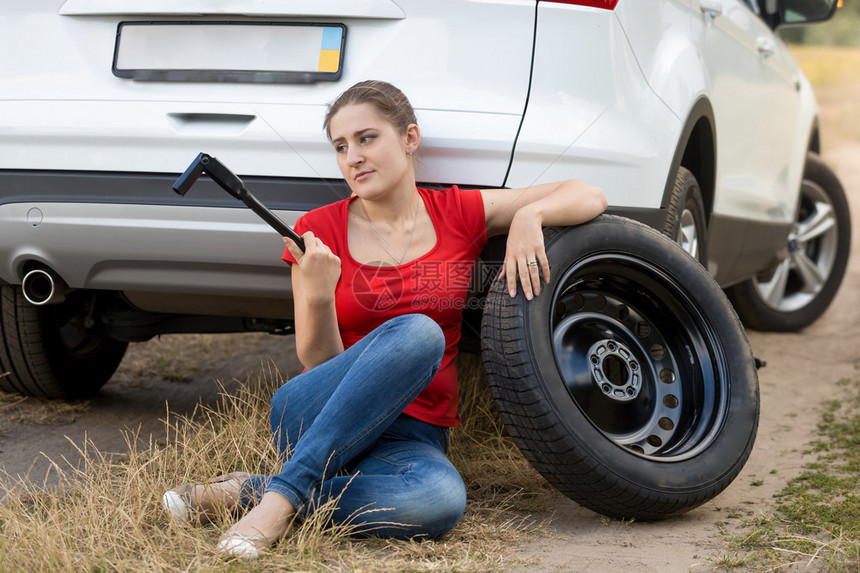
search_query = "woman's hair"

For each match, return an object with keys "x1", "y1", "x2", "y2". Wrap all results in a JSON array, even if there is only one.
[{"x1": 323, "y1": 80, "x2": 417, "y2": 140}]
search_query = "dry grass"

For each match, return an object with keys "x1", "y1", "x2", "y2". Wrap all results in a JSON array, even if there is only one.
[
  {"x1": 113, "y1": 332, "x2": 275, "y2": 385},
  {"x1": 450, "y1": 354, "x2": 555, "y2": 516},
  {"x1": 0, "y1": 392, "x2": 92, "y2": 426},
  {"x1": 0, "y1": 354, "x2": 552, "y2": 572}
]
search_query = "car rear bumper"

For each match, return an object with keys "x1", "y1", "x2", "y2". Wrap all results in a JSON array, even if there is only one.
[{"x1": 0, "y1": 170, "x2": 350, "y2": 298}]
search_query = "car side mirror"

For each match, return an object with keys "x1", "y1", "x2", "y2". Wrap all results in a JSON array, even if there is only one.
[{"x1": 766, "y1": 0, "x2": 838, "y2": 28}]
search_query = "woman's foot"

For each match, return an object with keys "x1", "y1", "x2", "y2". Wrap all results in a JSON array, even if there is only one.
[
  {"x1": 217, "y1": 491, "x2": 295, "y2": 560},
  {"x1": 162, "y1": 471, "x2": 250, "y2": 525}
]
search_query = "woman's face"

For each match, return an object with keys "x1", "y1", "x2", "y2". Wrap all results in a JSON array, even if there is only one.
[{"x1": 328, "y1": 102, "x2": 417, "y2": 201}]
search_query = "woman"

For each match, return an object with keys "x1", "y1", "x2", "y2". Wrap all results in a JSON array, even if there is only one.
[{"x1": 163, "y1": 80, "x2": 607, "y2": 558}]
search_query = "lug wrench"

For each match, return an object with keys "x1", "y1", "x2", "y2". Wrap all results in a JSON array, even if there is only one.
[{"x1": 172, "y1": 152, "x2": 306, "y2": 252}]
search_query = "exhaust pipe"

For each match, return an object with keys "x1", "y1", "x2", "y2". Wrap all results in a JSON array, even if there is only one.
[{"x1": 22, "y1": 268, "x2": 68, "y2": 306}]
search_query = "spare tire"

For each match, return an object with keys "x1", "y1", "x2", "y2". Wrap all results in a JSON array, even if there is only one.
[{"x1": 480, "y1": 215, "x2": 759, "y2": 520}]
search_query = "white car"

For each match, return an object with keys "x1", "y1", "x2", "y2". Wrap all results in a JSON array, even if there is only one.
[{"x1": 0, "y1": 0, "x2": 850, "y2": 519}]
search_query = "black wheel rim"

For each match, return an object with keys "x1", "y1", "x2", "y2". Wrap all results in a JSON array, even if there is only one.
[{"x1": 550, "y1": 253, "x2": 729, "y2": 461}]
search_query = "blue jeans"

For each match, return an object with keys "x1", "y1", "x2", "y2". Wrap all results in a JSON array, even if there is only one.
[{"x1": 238, "y1": 314, "x2": 467, "y2": 540}]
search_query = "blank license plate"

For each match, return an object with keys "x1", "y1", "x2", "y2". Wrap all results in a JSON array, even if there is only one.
[{"x1": 113, "y1": 21, "x2": 346, "y2": 83}]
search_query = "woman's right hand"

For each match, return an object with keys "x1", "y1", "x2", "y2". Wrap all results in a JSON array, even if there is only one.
[{"x1": 284, "y1": 231, "x2": 341, "y2": 307}]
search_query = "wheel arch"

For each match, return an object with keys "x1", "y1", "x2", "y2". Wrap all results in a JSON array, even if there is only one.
[{"x1": 662, "y1": 97, "x2": 716, "y2": 225}]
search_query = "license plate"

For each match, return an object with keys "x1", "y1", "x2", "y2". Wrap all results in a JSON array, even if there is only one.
[{"x1": 113, "y1": 21, "x2": 346, "y2": 83}]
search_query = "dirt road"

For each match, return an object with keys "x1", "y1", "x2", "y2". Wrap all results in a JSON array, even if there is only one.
[{"x1": 1, "y1": 146, "x2": 857, "y2": 571}]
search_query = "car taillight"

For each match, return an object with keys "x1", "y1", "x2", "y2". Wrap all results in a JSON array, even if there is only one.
[{"x1": 541, "y1": 0, "x2": 618, "y2": 9}]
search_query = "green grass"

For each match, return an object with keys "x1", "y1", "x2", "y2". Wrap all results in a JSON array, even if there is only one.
[{"x1": 715, "y1": 376, "x2": 860, "y2": 571}]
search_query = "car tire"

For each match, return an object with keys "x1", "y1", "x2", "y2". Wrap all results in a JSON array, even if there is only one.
[
  {"x1": 0, "y1": 285, "x2": 127, "y2": 399},
  {"x1": 663, "y1": 167, "x2": 708, "y2": 266},
  {"x1": 727, "y1": 152, "x2": 851, "y2": 332},
  {"x1": 480, "y1": 215, "x2": 759, "y2": 520}
]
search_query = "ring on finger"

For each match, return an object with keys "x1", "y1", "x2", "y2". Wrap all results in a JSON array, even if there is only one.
[{"x1": 527, "y1": 260, "x2": 539, "y2": 267}]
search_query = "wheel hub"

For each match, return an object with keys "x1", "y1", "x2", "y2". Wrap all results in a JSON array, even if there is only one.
[
  {"x1": 787, "y1": 227, "x2": 800, "y2": 254},
  {"x1": 587, "y1": 338, "x2": 640, "y2": 402}
]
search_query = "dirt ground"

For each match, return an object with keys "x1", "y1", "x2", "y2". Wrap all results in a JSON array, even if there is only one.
[{"x1": 1, "y1": 135, "x2": 858, "y2": 572}]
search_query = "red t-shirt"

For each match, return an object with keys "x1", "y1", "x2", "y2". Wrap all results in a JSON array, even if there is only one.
[{"x1": 282, "y1": 186, "x2": 487, "y2": 426}]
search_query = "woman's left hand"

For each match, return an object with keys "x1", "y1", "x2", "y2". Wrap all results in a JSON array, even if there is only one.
[
  {"x1": 482, "y1": 179, "x2": 606, "y2": 300},
  {"x1": 500, "y1": 207, "x2": 550, "y2": 300}
]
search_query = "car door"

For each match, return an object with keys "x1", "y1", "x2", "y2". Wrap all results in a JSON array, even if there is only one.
[
  {"x1": 750, "y1": 11, "x2": 805, "y2": 222},
  {"x1": 694, "y1": 0, "x2": 799, "y2": 225}
]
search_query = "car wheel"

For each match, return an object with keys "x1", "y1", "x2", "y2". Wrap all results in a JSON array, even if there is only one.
[
  {"x1": 0, "y1": 285, "x2": 127, "y2": 399},
  {"x1": 727, "y1": 153, "x2": 851, "y2": 332},
  {"x1": 481, "y1": 215, "x2": 759, "y2": 520},
  {"x1": 663, "y1": 167, "x2": 708, "y2": 266}
]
